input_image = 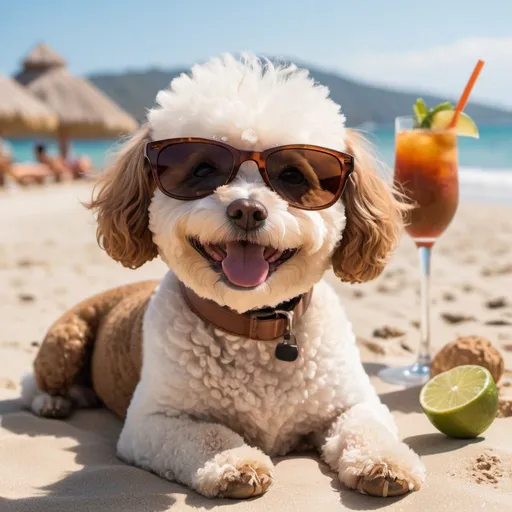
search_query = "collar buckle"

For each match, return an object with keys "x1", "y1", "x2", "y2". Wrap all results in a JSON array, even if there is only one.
[{"x1": 272, "y1": 309, "x2": 294, "y2": 337}]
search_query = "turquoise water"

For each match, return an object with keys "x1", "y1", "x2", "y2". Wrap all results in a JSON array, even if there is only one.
[
  {"x1": 6, "y1": 125, "x2": 512, "y2": 202},
  {"x1": 6, "y1": 125, "x2": 512, "y2": 169},
  {"x1": 5, "y1": 138, "x2": 122, "y2": 169}
]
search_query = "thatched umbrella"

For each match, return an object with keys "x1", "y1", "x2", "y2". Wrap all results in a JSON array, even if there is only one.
[
  {"x1": 0, "y1": 74, "x2": 58, "y2": 137},
  {"x1": 15, "y1": 43, "x2": 138, "y2": 158}
]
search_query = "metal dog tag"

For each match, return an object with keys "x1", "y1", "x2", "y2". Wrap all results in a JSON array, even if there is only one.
[{"x1": 275, "y1": 332, "x2": 299, "y2": 362}]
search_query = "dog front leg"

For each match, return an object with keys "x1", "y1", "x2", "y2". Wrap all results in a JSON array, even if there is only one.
[
  {"x1": 316, "y1": 402, "x2": 425, "y2": 497},
  {"x1": 117, "y1": 408, "x2": 274, "y2": 499}
]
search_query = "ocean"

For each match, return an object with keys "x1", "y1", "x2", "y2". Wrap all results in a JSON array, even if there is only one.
[{"x1": 6, "y1": 125, "x2": 512, "y2": 203}]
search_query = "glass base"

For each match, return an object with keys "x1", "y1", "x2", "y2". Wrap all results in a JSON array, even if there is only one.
[{"x1": 378, "y1": 363, "x2": 430, "y2": 387}]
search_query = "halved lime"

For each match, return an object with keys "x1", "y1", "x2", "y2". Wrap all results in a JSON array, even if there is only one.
[
  {"x1": 431, "y1": 110, "x2": 479, "y2": 138},
  {"x1": 420, "y1": 365, "x2": 498, "y2": 438}
]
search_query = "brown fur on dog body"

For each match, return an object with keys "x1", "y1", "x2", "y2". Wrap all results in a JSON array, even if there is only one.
[{"x1": 34, "y1": 281, "x2": 156, "y2": 418}]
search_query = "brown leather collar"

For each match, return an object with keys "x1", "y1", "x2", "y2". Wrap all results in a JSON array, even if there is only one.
[{"x1": 180, "y1": 283, "x2": 313, "y2": 341}]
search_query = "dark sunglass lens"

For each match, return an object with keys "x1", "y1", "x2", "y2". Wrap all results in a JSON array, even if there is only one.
[
  {"x1": 266, "y1": 149, "x2": 343, "y2": 208},
  {"x1": 156, "y1": 143, "x2": 234, "y2": 198}
]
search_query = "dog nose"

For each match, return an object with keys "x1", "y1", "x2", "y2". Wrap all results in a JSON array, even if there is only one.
[{"x1": 227, "y1": 199, "x2": 268, "y2": 230}]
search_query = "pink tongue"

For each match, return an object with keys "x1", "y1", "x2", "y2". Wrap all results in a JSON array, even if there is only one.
[{"x1": 222, "y1": 242, "x2": 269, "y2": 288}]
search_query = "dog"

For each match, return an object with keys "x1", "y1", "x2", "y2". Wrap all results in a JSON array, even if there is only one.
[{"x1": 22, "y1": 54, "x2": 425, "y2": 499}]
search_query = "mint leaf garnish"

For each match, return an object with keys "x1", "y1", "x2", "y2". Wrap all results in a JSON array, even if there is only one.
[
  {"x1": 412, "y1": 99, "x2": 455, "y2": 129},
  {"x1": 413, "y1": 98, "x2": 429, "y2": 128},
  {"x1": 420, "y1": 113, "x2": 433, "y2": 128}
]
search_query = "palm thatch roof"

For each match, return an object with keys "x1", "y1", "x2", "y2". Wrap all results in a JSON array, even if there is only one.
[
  {"x1": 0, "y1": 74, "x2": 58, "y2": 137},
  {"x1": 23, "y1": 42, "x2": 66, "y2": 70},
  {"x1": 15, "y1": 43, "x2": 138, "y2": 139}
]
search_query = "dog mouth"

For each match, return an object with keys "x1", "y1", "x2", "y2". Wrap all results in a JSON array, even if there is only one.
[{"x1": 189, "y1": 238, "x2": 298, "y2": 289}]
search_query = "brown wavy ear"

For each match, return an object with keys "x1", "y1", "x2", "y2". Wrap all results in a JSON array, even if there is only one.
[
  {"x1": 332, "y1": 129, "x2": 408, "y2": 283},
  {"x1": 86, "y1": 125, "x2": 158, "y2": 269}
]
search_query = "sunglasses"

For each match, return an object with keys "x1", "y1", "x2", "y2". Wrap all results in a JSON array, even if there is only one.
[{"x1": 145, "y1": 138, "x2": 354, "y2": 211}]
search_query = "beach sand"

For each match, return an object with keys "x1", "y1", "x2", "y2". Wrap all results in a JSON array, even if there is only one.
[{"x1": 1, "y1": 182, "x2": 511, "y2": 511}]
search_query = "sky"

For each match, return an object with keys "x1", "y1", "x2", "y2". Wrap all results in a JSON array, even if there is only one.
[{"x1": 1, "y1": 0, "x2": 511, "y2": 108}]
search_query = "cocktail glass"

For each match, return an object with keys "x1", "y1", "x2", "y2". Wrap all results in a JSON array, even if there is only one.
[{"x1": 378, "y1": 116, "x2": 459, "y2": 386}]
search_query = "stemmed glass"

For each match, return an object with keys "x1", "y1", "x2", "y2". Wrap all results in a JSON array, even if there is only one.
[{"x1": 378, "y1": 116, "x2": 459, "y2": 386}]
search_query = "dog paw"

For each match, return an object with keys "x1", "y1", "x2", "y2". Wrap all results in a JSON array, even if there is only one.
[
  {"x1": 197, "y1": 445, "x2": 274, "y2": 499},
  {"x1": 339, "y1": 441, "x2": 425, "y2": 497},
  {"x1": 217, "y1": 463, "x2": 273, "y2": 499},
  {"x1": 32, "y1": 393, "x2": 73, "y2": 418},
  {"x1": 354, "y1": 462, "x2": 413, "y2": 497}
]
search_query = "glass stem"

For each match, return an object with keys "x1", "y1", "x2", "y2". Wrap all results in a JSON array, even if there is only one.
[{"x1": 417, "y1": 245, "x2": 432, "y2": 367}]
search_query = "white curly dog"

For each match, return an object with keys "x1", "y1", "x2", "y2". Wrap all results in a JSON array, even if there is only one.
[{"x1": 23, "y1": 54, "x2": 425, "y2": 500}]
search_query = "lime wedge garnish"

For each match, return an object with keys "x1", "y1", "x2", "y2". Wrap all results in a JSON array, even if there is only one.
[
  {"x1": 420, "y1": 365, "x2": 498, "y2": 438},
  {"x1": 431, "y1": 110, "x2": 479, "y2": 138}
]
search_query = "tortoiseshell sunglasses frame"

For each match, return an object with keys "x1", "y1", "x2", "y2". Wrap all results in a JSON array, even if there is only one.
[{"x1": 144, "y1": 137, "x2": 354, "y2": 211}]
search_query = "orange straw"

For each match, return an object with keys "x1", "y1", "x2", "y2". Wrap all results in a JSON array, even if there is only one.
[{"x1": 448, "y1": 59, "x2": 485, "y2": 129}]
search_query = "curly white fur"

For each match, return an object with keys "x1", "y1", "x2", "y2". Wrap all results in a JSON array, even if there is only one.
[
  {"x1": 121, "y1": 54, "x2": 425, "y2": 498},
  {"x1": 119, "y1": 275, "x2": 425, "y2": 495},
  {"x1": 29, "y1": 54, "x2": 426, "y2": 498}
]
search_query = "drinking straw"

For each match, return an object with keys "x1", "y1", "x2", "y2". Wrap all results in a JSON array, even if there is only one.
[{"x1": 448, "y1": 59, "x2": 485, "y2": 129}]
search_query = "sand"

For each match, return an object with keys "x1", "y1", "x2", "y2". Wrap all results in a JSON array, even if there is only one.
[{"x1": 1, "y1": 182, "x2": 511, "y2": 511}]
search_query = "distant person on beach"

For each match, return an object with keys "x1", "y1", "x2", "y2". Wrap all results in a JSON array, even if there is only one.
[
  {"x1": 35, "y1": 144, "x2": 93, "y2": 182},
  {"x1": 0, "y1": 138, "x2": 53, "y2": 187},
  {"x1": 1, "y1": 143, "x2": 93, "y2": 188},
  {"x1": 34, "y1": 144, "x2": 70, "y2": 182},
  {"x1": 67, "y1": 153, "x2": 93, "y2": 180}
]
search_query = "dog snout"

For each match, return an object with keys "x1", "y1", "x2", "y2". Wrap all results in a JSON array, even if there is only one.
[{"x1": 227, "y1": 199, "x2": 268, "y2": 231}]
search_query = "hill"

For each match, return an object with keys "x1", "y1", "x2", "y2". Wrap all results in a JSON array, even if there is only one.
[{"x1": 88, "y1": 62, "x2": 512, "y2": 127}]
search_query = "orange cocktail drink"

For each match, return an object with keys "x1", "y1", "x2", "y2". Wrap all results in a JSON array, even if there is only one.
[{"x1": 395, "y1": 128, "x2": 459, "y2": 246}]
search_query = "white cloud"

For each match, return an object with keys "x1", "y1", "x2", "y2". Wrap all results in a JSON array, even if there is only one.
[{"x1": 341, "y1": 37, "x2": 512, "y2": 108}]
